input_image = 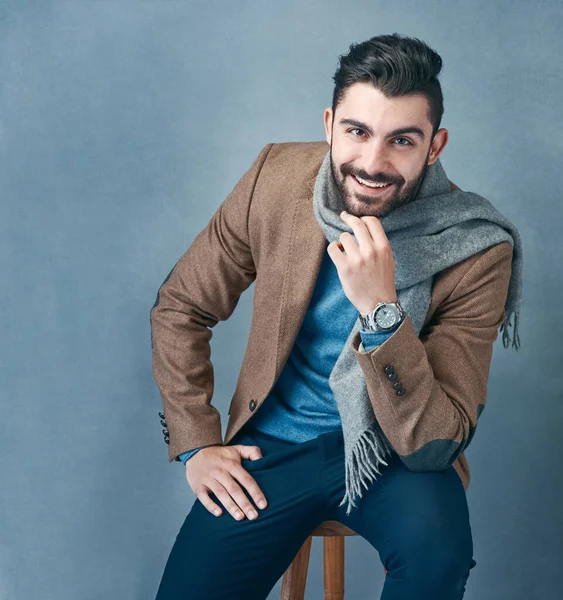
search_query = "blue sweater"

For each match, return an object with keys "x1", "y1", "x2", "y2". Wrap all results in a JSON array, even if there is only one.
[{"x1": 179, "y1": 241, "x2": 404, "y2": 464}]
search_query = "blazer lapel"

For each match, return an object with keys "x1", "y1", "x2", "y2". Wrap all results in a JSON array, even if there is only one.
[{"x1": 274, "y1": 175, "x2": 327, "y2": 380}]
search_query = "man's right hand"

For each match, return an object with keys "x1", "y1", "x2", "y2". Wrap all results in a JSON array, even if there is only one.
[{"x1": 185, "y1": 444, "x2": 268, "y2": 521}]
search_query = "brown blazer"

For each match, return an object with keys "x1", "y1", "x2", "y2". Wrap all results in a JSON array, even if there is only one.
[{"x1": 150, "y1": 141, "x2": 513, "y2": 492}]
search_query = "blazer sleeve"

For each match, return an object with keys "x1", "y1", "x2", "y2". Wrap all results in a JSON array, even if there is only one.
[
  {"x1": 150, "y1": 143, "x2": 274, "y2": 462},
  {"x1": 349, "y1": 240, "x2": 513, "y2": 472}
]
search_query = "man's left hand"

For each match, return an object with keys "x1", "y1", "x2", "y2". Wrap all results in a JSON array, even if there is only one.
[{"x1": 326, "y1": 210, "x2": 398, "y2": 316}]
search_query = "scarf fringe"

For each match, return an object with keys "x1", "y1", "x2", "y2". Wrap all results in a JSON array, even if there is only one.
[
  {"x1": 500, "y1": 308, "x2": 521, "y2": 351},
  {"x1": 338, "y1": 425, "x2": 394, "y2": 516}
]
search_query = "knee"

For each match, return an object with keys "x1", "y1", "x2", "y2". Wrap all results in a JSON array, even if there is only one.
[{"x1": 388, "y1": 518, "x2": 475, "y2": 592}]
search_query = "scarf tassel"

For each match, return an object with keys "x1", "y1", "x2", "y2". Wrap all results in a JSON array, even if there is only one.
[
  {"x1": 500, "y1": 308, "x2": 521, "y2": 351},
  {"x1": 338, "y1": 425, "x2": 395, "y2": 516}
]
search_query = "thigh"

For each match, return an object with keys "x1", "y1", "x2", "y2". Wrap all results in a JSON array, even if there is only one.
[
  {"x1": 155, "y1": 429, "x2": 327, "y2": 600},
  {"x1": 335, "y1": 455, "x2": 476, "y2": 597}
]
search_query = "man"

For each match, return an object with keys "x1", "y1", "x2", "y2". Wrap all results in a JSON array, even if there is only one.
[{"x1": 150, "y1": 33, "x2": 522, "y2": 599}]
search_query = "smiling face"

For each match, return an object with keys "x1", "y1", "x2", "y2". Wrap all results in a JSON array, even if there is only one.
[{"x1": 324, "y1": 82, "x2": 448, "y2": 219}]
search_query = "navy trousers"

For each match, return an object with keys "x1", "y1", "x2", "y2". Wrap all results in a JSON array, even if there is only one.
[{"x1": 155, "y1": 425, "x2": 477, "y2": 599}]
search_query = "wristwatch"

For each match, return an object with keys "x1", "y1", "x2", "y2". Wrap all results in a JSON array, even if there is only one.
[{"x1": 359, "y1": 299, "x2": 405, "y2": 332}]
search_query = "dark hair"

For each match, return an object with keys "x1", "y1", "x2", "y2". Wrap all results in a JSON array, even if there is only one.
[{"x1": 331, "y1": 33, "x2": 444, "y2": 138}]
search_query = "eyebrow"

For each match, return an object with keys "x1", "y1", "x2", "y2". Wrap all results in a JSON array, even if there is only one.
[{"x1": 338, "y1": 118, "x2": 426, "y2": 141}]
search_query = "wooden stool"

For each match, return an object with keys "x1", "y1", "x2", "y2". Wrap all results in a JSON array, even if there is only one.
[{"x1": 280, "y1": 520, "x2": 387, "y2": 599}]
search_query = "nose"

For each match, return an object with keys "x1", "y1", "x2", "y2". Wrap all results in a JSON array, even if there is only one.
[{"x1": 361, "y1": 140, "x2": 391, "y2": 177}]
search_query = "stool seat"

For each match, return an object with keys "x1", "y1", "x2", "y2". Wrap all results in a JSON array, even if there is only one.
[
  {"x1": 280, "y1": 520, "x2": 387, "y2": 600},
  {"x1": 309, "y1": 520, "x2": 358, "y2": 537}
]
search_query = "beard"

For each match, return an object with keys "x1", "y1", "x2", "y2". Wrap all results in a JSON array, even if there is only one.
[{"x1": 329, "y1": 146, "x2": 431, "y2": 219}]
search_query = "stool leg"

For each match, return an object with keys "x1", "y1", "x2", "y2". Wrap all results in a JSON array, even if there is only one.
[
  {"x1": 323, "y1": 536, "x2": 345, "y2": 600},
  {"x1": 280, "y1": 536, "x2": 312, "y2": 600}
]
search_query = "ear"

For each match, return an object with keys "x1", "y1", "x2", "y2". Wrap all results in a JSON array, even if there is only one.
[
  {"x1": 427, "y1": 128, "x2": 449, "y2": 165},
  {"x1": 323, "y1": 107, "x2": 333, "y2": 146}
]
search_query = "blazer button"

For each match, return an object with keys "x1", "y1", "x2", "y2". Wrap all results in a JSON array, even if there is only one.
[
  {"x1": 388, "y1": 372, "x2": 398, "y2": 382},
  {"x1": 396, "y1": 388, "x2": 407, "y2": 396},
  {"x1": 162, "y1": 428, "x2": 169, "y2": 436},
  {"x1": 160, "y1": 419, "x2": 167, "y2": 427},
  {"x1": 392, "y1": 382, "x2": 402, "y2": 391},
  {"x1": 158, "y1": 411, "x2": 165, "y2": 420},
  {"x1": 164, "y1": 436, "x2": 170, "y2": 444},
  {"x1": 384, "y1": 365, "x2": 395, "y2": 375},
  {"x1": 249, "y1": 399, "x2": 256, "y2": 411}
]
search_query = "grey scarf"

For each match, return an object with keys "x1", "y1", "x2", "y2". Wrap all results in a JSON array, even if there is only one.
[{"x1": 312, "y1": 150, "x2": 523, "y2": 515}]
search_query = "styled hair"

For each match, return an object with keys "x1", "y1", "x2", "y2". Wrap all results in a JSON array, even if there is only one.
[{"x1": 331, "y1": 33, "x2": 444, "y2": 138}]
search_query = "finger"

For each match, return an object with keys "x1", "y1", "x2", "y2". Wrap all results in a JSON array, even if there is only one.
[
  {"x1": 338, "y1": 231, "x2": 360, "y2": 259},
  {"x1": 195, "y1": 487, "x2": 225, "y2": 518},
  {"x1": 360, "y1": 215, "x2": 388, "y2": 250},
  {"x1": 207, "y1": 479, "x2": 248, "y2": 521},
  {"x1": 231, "y1": 463, "x2": 268, "y2": 510},
  {"x1": 327, "y1": 235, "x2": 357, "y2": 269},
  {"x1": 214, "y1": 471, "x2": 260, "y2": 521},
  {"x1": 326, "y1": 241, "x2": 345, "y2": 269},
  {"x1": 341, "y1": 211, "x2": 374, "y2": 248},
  {"x1": 236, "y1": 444, "x2": 263, "y2": 460}
]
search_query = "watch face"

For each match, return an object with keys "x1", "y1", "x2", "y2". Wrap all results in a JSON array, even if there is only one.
[{"x1": 375, "y1": 305, "x2": 397, "y2": 328}]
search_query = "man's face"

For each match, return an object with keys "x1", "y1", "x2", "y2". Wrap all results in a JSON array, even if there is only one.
[{"x1": 323, "y1": 82, "x2": 448, "y2": 219}]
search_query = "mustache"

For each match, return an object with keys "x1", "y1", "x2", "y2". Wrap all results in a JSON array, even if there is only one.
[{"x1": 343, "y1": 167, "x2": 402, "y2": 185}]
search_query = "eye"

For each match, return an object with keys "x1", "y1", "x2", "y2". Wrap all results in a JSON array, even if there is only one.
[
  {"x1": 349, "y1": 128, "x2": 366, "y2": 137},
  {"x1": 393, "y1": 137, "x2": 412, "y2": 146}
]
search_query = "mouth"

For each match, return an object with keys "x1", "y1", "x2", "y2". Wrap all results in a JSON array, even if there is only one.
[{"x1": 351, "y1": 173, "x2": 394, "y2": 194}]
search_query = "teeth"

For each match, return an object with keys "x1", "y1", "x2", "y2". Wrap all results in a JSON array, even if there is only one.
[{"x1": 355, "y1": 175, "x2": 391, "y2": 188}]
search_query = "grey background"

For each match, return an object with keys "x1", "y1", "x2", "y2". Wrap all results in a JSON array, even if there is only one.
[{"x1": 1, "y1": 1, "x2": 561, "y2": 599}]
